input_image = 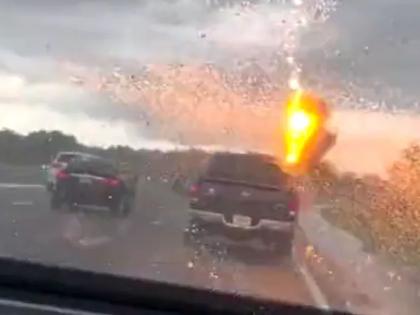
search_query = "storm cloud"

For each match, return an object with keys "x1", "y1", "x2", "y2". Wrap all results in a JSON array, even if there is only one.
[{"x1": 0, "y1": 0, "x2": 419, "y2": 157}]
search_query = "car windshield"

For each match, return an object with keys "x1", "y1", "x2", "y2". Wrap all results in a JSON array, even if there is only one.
[{"x1": 1, "y1": 1, "x2": 420, "y2": 314}]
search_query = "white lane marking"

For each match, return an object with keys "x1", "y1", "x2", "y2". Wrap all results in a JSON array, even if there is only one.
[
  {"x1": 298, "y1": 264, "x2": 330, "y2": 311},
  {"x1": 0, "y1": 183, "x2": 44, "y2": 189},
  {"x1": 0, "y1": 297, "x2": 109, "y2": 315},
  {"x1": 292, "y1": 246, "x2": 330, "y2": 311},
  {"x1": 78, "y1": 236, "x2": 112, "y2": 247},
  {"x1": 11, "y1": 201, "x2": 34, "y2": 206}
]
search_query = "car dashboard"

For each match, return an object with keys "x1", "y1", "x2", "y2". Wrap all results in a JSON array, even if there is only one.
[{"x1": 0, "y1": 257, "x2": 352, "y2": 315}]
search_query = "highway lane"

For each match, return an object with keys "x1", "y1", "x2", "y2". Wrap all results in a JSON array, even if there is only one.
[{"x1": 0, "y1": 178, "x2": 317, "y2": 309}]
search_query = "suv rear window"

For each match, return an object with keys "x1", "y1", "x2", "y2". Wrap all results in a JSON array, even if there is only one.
[
  {"x1": 56, "y1": 153, "x2": 78, "y2": 163},
  {"x1": 66, "y1": 158, "x2": 117, "y2": 177},
  {"x1": 204, "y1": 153, "x2": 287, "y2": 187}
]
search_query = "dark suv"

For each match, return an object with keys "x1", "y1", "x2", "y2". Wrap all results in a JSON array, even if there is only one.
[
  {"x1": 186, "y1": 152, "x2": 299, "y2": 254},
  {"x1": 50, "y1": 155, "x2": 136, "y2": 215}
]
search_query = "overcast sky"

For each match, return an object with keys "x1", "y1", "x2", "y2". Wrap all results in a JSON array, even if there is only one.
[{"x1": 1, "y1": 0, "x2": 419, "y2": 149}]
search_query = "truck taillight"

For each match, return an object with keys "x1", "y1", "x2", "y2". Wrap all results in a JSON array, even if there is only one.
[
  {"x1": 288, "y1": 194, "x2": 300, "y2": 215},
  {"x1": 101, "y1": 178, "x2": 121, "y2": 187},
  {"x1": 189, "y1": 183, "x2": 200, "y2": 195}
]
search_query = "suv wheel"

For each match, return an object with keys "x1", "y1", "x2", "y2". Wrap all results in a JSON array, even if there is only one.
[
  {"x1": 50, "y1": 191, "x2": 63, "y2": 210},
  {"x1": 46, "y1": 182, "x2": 53, "y2": 192}
]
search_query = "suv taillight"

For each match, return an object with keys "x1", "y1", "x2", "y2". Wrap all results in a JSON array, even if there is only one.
[
  {"x1": 51, "y1": 161, "x2": 64, "y2": 168},
  {"x1": 56, "y1": 170, "x2": 70, "y2": 180}
]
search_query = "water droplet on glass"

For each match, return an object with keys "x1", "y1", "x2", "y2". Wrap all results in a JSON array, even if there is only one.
[
  {"x1": 288, "y1": 77, "x2": 301, "y2": 90},
  {"x1": 363, "y1": 46, "x2": 369, "y2": 54},
  {"x1": 286, "y1": 56, "x2": 294, "y2": 65},
  {"x1": 209, "y1": 271, "x2": 219, "y2": 280},
  {"x1": 198, "y1": 31, "x2": 207, "y2": 39}
]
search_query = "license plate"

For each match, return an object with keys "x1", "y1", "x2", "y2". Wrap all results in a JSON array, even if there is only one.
[
  {"x1": 232, "y1": 215, "x2": 251, "y2": 228},
  {"x1": 79, "y1": 177, "x2": 92, "y2": 184}
]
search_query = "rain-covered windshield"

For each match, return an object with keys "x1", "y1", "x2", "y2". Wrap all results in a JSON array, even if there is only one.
[{"x1": 1, "y1": 1, "x2": 420, "y2": 314}]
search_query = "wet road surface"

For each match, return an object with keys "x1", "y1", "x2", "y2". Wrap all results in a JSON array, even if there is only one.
[{"x1": 0, "y1": 177, "x2": 316, "y2": 309}]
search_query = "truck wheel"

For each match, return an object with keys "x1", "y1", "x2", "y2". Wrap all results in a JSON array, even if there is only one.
[
  {"x1": 111, "y1": 196, "x2": 131, "y2": 217},
  {"x1": 121, "y1": 196, "x2": 133, "y2": 216},
  {"x1": 272, "y1": 232, "x2": 294, "y2": 257}
]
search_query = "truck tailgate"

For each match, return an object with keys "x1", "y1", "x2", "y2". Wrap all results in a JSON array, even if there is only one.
[{"x1": 191, "y1": 178, "x2": 296, "y2": 222}]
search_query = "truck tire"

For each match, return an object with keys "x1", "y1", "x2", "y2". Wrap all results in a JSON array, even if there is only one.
[
  {"x1": 111, "y1": 195, "x2": 131, "y2": 217},
  {"x1": 272, "y1": 232, "x2": 294, "y2": 257}
]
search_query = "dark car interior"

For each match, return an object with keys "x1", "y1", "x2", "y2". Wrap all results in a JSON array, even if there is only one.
[{"x1": 0, "y1": 257, "x2": 353, "y2": 315}]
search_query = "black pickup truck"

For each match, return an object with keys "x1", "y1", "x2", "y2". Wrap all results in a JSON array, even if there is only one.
[{"x1": 186, "y1": 152, "x2": 299, "y2": 255}]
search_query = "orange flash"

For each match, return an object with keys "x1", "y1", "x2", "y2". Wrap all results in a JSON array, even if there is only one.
[
  {"x1": 284, "y1": 90, "x2": 320, "y2": 166},
  {"x1": 279, "y1": 89, "x2": 334, "y2": 176}
]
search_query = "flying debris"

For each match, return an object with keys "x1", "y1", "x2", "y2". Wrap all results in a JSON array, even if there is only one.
[{"x1": 280, "y1": 89, "x2": 336, "y2": 175}]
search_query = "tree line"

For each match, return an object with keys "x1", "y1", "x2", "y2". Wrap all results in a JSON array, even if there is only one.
[{"x1": 0, "y1": 129, "x2": 211, "y2": 179}]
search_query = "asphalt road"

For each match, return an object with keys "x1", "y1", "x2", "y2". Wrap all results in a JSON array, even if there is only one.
[{"x1": 0, "y1": 176, "x2": 317, "y2": 310}]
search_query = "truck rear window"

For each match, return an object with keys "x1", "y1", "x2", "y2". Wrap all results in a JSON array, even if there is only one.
[{"x1": 204, "y1": 154, "x2": 287, "y2": 187}]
